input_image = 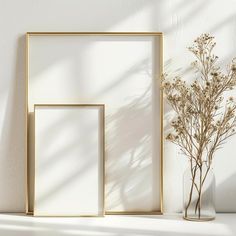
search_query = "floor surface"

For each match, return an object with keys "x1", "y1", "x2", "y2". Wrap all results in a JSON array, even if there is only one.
[{"x1": 0, "y1": 213, "x2": 235, "y2": 236}]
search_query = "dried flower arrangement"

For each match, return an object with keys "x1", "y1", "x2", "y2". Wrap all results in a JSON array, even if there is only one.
[{"x1": 162, "y1": 34, "x2": 236, "y2": 220}]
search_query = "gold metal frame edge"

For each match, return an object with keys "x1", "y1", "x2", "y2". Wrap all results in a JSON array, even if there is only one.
[
  {"x1": 105, "y1": 211, "x2": 162, "y2": 215},
  {"x1": 160, "y1": 32, "x2": 164, "y2": 214},
  {"x1": 25, "y1": 33, "x2": 30, "y2": 214},
  {"x1": 26, "y1": 32, "x2": 163, "y2": 36}
]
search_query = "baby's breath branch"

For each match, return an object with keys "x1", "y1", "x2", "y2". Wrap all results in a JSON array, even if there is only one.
[{"x1": 163, "y1": 33, "x2": 236, "y2": 219}]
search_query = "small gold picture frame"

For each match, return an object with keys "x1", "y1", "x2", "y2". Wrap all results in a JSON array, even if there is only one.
[{"x1": 33, "y1": 104, "x2": 105, "y2": 216}]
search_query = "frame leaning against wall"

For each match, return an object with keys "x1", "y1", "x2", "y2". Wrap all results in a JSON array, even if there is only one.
[
  {"x1": 25, "y1": 32, "x2": 164, "y2": 215},
  {"x1": 33, "y1": 104, "x2": 105, "y2": 217}
]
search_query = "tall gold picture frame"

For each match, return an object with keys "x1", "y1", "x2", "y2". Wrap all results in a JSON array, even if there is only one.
[{"x1": 26, "y1": 32, "x2": 164, "y2": 215}]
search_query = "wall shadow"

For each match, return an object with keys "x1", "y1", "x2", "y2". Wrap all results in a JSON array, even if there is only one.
[
  {"x1": 105, "y1": 85, "x2": 160, "y2": 211},
  {"x1": 216, "y1": 173, "x2": 236, "y2": 213}
]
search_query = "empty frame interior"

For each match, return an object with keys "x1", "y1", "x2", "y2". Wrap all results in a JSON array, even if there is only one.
[
  {"x1": 34, "y1": 104, "x2": 104, "y2": 216},
  {"x1": 26, "y1": 32, "x2": 163, "y2": 214}
]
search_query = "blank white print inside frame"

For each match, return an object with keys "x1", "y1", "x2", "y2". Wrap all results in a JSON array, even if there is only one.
[
  {"x1": 34, "y1": 105, "x2": 104, "y2": 216},
  {"x1": 27, "y1": 33, "x2": 163, "y2": 214}
]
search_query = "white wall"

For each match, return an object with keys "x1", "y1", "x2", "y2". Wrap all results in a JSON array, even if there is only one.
[{"x1": 0, "y1": 0, "x2": 236, "y2": 212}]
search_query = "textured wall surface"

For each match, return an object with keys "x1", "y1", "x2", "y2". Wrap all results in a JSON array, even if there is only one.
[{"x1": 0, "y1": 0, "x2": 236, "y2": 212}]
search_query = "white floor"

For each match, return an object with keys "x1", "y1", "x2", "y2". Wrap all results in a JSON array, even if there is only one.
[{"x1": 0, "y1": 213, "x2": 235, "y2": 236}]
